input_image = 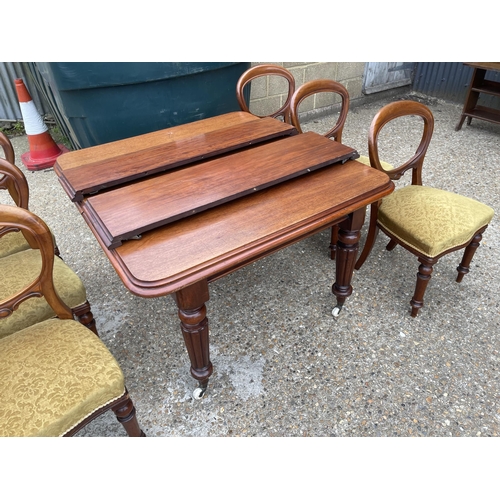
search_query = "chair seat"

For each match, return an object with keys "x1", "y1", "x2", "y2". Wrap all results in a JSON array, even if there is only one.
[
  {"x1": 357, "y1": 154, "x2": 394, "y2": 171},
  {"x1": 0, "y1": 249, "x2": 87, "y2": 338},
  {"x1": 0, "y1": 318, "x2": 125, "y2": 436},
  {"x1": 378, "y1": 185, "x2": 494, "y2": 258},
  {"x1": 0, "y1": 227, "x2": 58, "y2": 259},
  {"x1": 0, "y1": 230, "x2": 31, "y2": 258}
]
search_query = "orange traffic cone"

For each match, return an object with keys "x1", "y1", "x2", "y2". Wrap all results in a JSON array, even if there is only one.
[{"x1": 14, "y1": 78, "x2": 69, "y2": 171}]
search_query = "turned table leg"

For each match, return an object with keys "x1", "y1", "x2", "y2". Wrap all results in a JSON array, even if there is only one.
[
  {"x1": 175, "y1": 279, "x2": 213, "y2": 399},
  {"x1": 332, "y1": 208, "x2": 365, "y2": 317}
]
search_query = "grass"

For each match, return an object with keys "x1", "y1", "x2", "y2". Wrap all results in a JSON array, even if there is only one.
[
  {"x1": 0, "y1": 121, "x2": 26, "y2": 137},
  {"x1": 1, "y1": 121, "x2": 73, "y2": 150}
]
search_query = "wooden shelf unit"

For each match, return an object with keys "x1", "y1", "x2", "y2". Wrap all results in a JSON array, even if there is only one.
[{"x1": 456, "y1": 62, "x2": 500, "y2": 131}]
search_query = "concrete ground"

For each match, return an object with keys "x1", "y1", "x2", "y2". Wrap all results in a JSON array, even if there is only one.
[{"x1": 4, "y1": 90, "x2": 499, "y2": 437}]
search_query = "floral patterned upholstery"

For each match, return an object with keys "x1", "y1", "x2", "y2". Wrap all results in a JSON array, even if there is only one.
[
  {"x1": 357, "y1": 154, "x2": 394, "y2": 172},
  {"x1": 0, "y1": 204, "x2": 143, "y2": 437},
  {"x1": 354, "y1": 100, "x2": 495, "y2": 317},
  {"x1": 0, "y1": 230, "x2": 31, "y2": 258},
  {"x1": 0, "y1": 248, "x2": 87, "y2": 338},
  {"x1": 0, "y1": 318, "x2": 125, "y2": 437},
  {"x1": 378, "y1": 185, "x2": 494, "y2": 258},
  {"x1": 0, "y1": 227, "x2": 58, "y2": 259}
]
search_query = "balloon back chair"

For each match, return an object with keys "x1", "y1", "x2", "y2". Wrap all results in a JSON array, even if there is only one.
[
  {"x1": 0, "y1": 132, "x2": 60, "y2": 258},
  {"x1": 354, "y1": 100, "x2": 494, "y2": 317},
  {"x1": 0, "y1": 205, "x2": 145, "y2": 436},
  {"x1": 0, "y1": 130, "x2": 15, "y2": 163},
  {"x1": 0, "y1": 160, "x2": 98, "y2": 338},
  {"x1": 1, "y1": 131, "x2": 22, "y2": 209},
  {"x1": 236, "y1": 64, "x2": 296, "y2": 122},
  {"x1": 0, "y1": 156, "x2": 36, "y2": 258},
  {"x1": 289, "y1": 79, "x2": 351, "y2": 259}
]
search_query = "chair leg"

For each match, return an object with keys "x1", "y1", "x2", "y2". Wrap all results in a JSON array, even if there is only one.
[
  {"x1": 386, "y1": 239, "x2": 398, "y2": 251},
  {"x1": 410, "y1": 257, "x2": 436, "y2": 317},
  {"x1": 329, "y1": 225, "x2": 338, "y2": 260},
  {"x1": 355, "y1": 203, "x2": 379, "y2": 270},
  {"x1": 111, "y1": 391, "x2": 146, "y2": 437},
  {"x1": 456, "y1": 231, "x2": 483, "y2": 283},
  {"x1": 72, "y1": 301, "x2": 98, "y2": 336}
]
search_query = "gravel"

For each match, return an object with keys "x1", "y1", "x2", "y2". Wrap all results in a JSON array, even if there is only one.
[{"x1": 4, "y1": 90, "x2": 499, "y2": 438}]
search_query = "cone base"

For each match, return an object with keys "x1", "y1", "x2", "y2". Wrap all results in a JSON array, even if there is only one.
[{"x1": 21, "y1": 144, "x2": 70, "y2": 171}]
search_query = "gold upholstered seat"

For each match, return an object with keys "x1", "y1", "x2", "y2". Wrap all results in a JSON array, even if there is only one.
[
  {"x1": 0, "y1": 228, "x2": 31, "y2": 257},
  {"x1": 376, "y1": 185, "x2": 493, "y2": 258},
  {"x1": 0, "y1": 137, "x2": 93, "y2": 336},
  {"x1": 0, "y1": 246, "x2": 96, "y2": 338},
  {"x1": 356, "y1": 154, "x2": 393, "y2": 172},
  {"x1": 0, "y1": 205, "x2": 144, "y2": 437},
  {"x1": 354, "y1": 100, "x2": 494, "y2": 317}
]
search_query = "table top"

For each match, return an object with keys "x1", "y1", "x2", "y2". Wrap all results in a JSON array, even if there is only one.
[
  {"x1": 100, "y1": 159, "x2": 393, "y2": 296},
  {"x1": 55, "y1": 112, "x2": 297, "y2": 202},
  {"x1": 55, "y1": 112, "x2": 394, "y2": 297},
  {"x1": 83, "y1": 132, "x2": 358, "y2": 248}
]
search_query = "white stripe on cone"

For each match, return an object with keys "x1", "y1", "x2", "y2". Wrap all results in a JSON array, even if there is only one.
[{"x1": 19, "y1": 101, "x2": 48, "y2": 136}]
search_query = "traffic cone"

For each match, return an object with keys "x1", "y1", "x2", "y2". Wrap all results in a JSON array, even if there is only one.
[{"x1": 14, "y1": 78, "x2": 69, "y2": 171}]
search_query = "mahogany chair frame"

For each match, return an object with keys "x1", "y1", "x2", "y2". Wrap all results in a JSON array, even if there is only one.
[
  {"x1": 1, "y1": 133, "x2": 61, "y2": 256},
  {"x1": 289, "y1": 79, "x2": 351, "y2": 259},
  {"x1": 354, "y1": 100, "x2": 491, "y2": 317},
  {"x1": 0, "y1": 204, "x2": 145, "y2": 437},
  {"x1": 0, "y1": 157, "x2": 29, "y2": 211},
  {"x1": 0, "y1": 131, "x2": 15, "y2": 164},
  {"x1": 0, "y1": 157, "x2": 96, "y2": 334},
  {"x1": 236, "y1": 64, "x2": 296, "y2": 122},
  {"x1": 355, "y1": 100, "x2": 434, "y2": 272},
  {"x1": 0, "y1": 132, "x2": 21, "y2": 206}
]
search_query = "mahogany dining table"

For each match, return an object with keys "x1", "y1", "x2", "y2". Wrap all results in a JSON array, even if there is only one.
[{"x1": 54, "y1": 111, "x2": 394, "y2": 398}]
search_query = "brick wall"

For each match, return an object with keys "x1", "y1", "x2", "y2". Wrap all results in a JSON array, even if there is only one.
[{"x1": 247, "y1": 62, "x2": 366, "y2": 117}]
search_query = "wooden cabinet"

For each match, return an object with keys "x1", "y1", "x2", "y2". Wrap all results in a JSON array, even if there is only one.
[{"x1": 456, "y1": 62, "x2": 500, "y2": 131}]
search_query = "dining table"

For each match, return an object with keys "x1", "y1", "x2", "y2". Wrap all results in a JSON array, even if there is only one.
[{"x1": 54, "y1": 111, "x2": 394, "y2": 398}]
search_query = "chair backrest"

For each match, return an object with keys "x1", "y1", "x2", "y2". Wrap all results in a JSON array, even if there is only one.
[
  {"x1": 0, "y1": 205, "x2": 72, "y2": 321},
  {"x1": 0, "y1": 131, "x2": 15, "y2": 164},
  {"x1": 0, "y1": 157, "x2": 29, "y2": 209},
  {"x1": 236, "y1": 64, "x2": 296, "y2": 121},
  {"x1": 0, "y1": 132, "x2": 23, "y2": 206},
  {"x1": 0, "y1": 158, "x2": 31, "y2": 244},
  {"x1": 289, "y1": 79, "x2": 350, "y2": 142},
  {"x1": 367, "y1": 100, "x2": 434, "y2": 186}
]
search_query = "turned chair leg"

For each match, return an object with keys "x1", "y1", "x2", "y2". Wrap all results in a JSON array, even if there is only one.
[
  {"x1": 386, "y1": 239, "x2": 398, "y2": 251},
  {"x1": 63, "y1": 390, "x2": 145, "y2": 437},
  {"x1": 72, "y1": 301, "x2": 98, "y2": 336},
  {"x1": 410, "y1": 257, "x2": 437, "y2": 317},
  {"x1": 111, "y1": 391, "x2": 146, "y2": 437},
  {"x1": 355, "y1": 203, "x2": 379, "y2": 270},
  {"x1": 330, "y1": 225, "x2": 339, "y2": 260},
  {"x1": 456, "y1": 231, "x2": 483, "y2": 283}
]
